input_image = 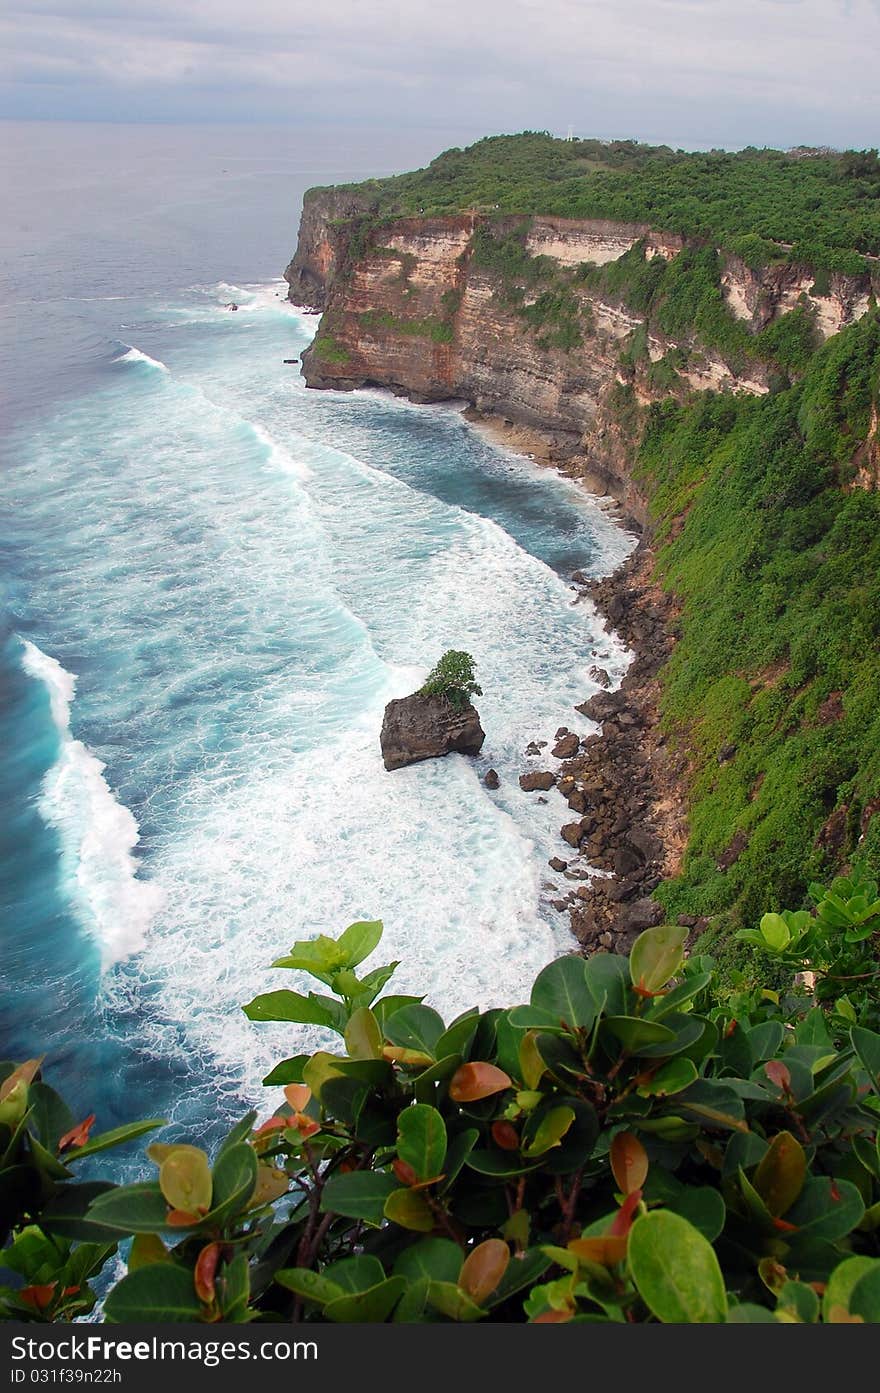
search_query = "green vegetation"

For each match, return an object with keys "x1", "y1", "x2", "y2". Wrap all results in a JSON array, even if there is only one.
[
  {"x1": 311, "y1": 333, "x2": 350, "y2": 365},
  {"x1": 3, "y1": 901, "x2": 879, "y2": 1323},
  {"x1": 358, "y1": 310, "x2": 454, "y2": 344},
  {"x1": 419, "y1": 650, "x2": 482, "y2": 709},
  {"x1": 635, "y1": 311, "x2": 880, "y2": 954},
  {"x1": 330, "y1": 132, "x2": 880, "y2": 271},
  {"x1": 581, "y1": 240, "x2": 820, "y2": 374}
]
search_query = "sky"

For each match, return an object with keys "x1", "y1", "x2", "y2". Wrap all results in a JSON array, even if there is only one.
[{"x1": 1, "y1": 0, "x2": 879, "y2": 151}]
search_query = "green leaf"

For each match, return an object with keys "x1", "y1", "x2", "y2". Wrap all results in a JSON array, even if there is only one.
[
  {"x1": 373, "y1": 995, "x2": 424, "y2": 1031},
  {"x1": 384, "y1": 1004, "x2": 446, "y2": 1057},
  {"x1": 582, "y1": 952, "x2": 631, "y2": 1017},
  {"x1": 758, "y1": 912, "x2": 791, "y2": 951},
  {"x1": 261, "y1": 1056, "x2": 309, "y2": 1086},
  {"x1": 39, "y1": 1181, "x2": 116, "y2": 1241},
  {"x1": 205, "y1": 1142, "x2": 257, "y2": 1224},
  {"x1": 542, "y1": 1099, "x2": 599, "y2": 1176},
  {"x1": 275, "y1": 1275, "x2": 343, "y2": 1303},
  {"x1": 628, "y1": 1211, "x2": 728, "y2": 1323},
  {"x1": 649, "y1": 971, "x2": 713, "y2": 1020},
  {"x1": 776, "y1": 1280, "x2": 819, "y2": 1323},
  {"x1": 335, "y1": 919, "x2": 384, "y2": 969},
  {"x1": 521, "y1": 1106, "x2": 575, "y2": 1158},
  {"x1": 603, "y1": 1017, "x2": 676, "y2": 1051},
  {"x1": 785, "y1": 1177, "x2": 865, "y2": 1242},
  {"x1": 488, "y1": 1248, "x2": 553, "y2": 1307},
  {"x1": 242, "y1": 990, "x2": 334, "y2": 1027},
  {"x1": 64, "y1": 1119, "x2": 166, "y2": 1163},
  {"x1": 344, "y1": 1006, "x2": 383, "y2": 1060},
  {"x1": 851, "y1": 1026, "x2": 880, "y2": 1095},
  {"x1": 822, "y1": 1257, "x2": 879, "y2": 1322},
  {"x1": 436, "y1": 1010, "x2": 480, "y2": 1060},
  {"x1": 676, "y1": 1080, "x2": 748, "y2": 1132},
  {"x1": 215, "y1": 1112, "x2": 258, "y2": 1164},
  {"x1": 726, "y1": 1304, "x2": 778, "y2": 1323},
  {"x1": 629, "y1": 924, "x2": 687, "y2": 994},
  {"x1": 849, "y1": 1267, "x2": 880, "y2": 1323},
  {"x1": 529, "y1": 955, "x2": 600, "y2": 1030},
  {"x1": 86, "y1": 1182, "x2": 172, "y2": 1235},
  {"x1": 426, "y1": 1280, "x2": 486, "y2": 1322},
  {"x1": 393, "y1": 1277, "x2": 431, "y2": 1322},
  {"x1": 393, "y1": 1238, "x2": 462, "y2": 1284},
  {"x1": 25, "y1": 1083, "x2": 73, "y2": 1151},
  {"x1": 636, "y1": 1058, "x2": 698, "y2": 1097},
  {"x1": 320, "y1": 1171, "x2": 401, "y2": 1225},
  {"x1": 748, "y1": 1021, "x2": 785, "y2": 1060},
  {"x1": 439, "y1": 1127, "x2": 479, "y2": 1192},
  {"x1": 322, "y1": 1255, "x2": 387, "y2": 1292},
  {"x1": 384, "y1": 1188, "x2": 435, "y2": 1231},
  {"x1": 103, "y1": 1264, "x2": 203, "y2": 1322},
  {"x1": 324, "y1": 1276, "x2": 406, "y2": 1324},
  {"x1": 752, "y1": 1132, "x2": 806, "y2": 1217},
  {"x1": 397, "y1": 1104, "x2": 447, "y2": 1182}
]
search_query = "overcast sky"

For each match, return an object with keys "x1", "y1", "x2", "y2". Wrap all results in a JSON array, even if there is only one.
[{"x1": 1, "y1": 0, "x2": 878, "y2": 150}]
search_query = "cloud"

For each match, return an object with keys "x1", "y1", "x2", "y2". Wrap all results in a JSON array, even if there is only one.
[{"x1": 1, "y1": 0, "x2": 878, "y2": 147}]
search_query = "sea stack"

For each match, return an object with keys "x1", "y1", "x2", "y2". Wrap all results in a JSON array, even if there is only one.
[{"x1": 380, "y1": 693, "x2": 485, "y2": 771}]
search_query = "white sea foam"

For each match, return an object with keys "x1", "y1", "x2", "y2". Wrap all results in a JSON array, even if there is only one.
[
  {"x1": 250, "y1": 421, "x2": 312, "y2": 481},
  {"x1": 20, "y1": 640, "x2": 163, "y2": 968},
  {"x1": 116, "y1": 346, "x2": 170, "y2": 373}
]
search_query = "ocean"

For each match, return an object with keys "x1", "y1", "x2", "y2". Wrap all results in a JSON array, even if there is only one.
[{"x1": 0, "y1": 122, "x2": 634, "y2": 1161}]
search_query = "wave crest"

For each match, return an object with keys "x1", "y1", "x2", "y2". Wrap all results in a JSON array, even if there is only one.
[{"x1": 20, "y1": 640, "x2": 162, "y2": 969}]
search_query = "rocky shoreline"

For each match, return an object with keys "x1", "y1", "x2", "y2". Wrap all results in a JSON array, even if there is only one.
[{"x1": 519, "y1": 538, "x2": 688, "y2": 955}]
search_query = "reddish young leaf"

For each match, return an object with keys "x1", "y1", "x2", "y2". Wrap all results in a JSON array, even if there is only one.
[
  {"x1": 458, "y1": 1239, "x2": 511, "y2": 1304},
  {"x1": 194, "y1": 1242, "x2": 222, "y2": 1305},
  {"x1": 58, "y1": 1113, "x2": 96, "y2": 1152},
  {"x1": 609, "y1": 1188, "x2": 643, "y2": 1238},
  {"x1": 19, "y1": 1284, "x2": 57, "y2": 1312},
  {"x1": 283, "y1": 1084, "x2": 312, "y2": 1112},
  {"x1": 166, "y1": 1209, "x2": 200, "y2": 1227},
  {"x1": 532, "y1": 1308, "x2": 574, "y2": 1323},
  {"x1": 764, "y1": 1060, "x2": 792, "y2": 1093},
  {"x1": 491, "y1": 1121, "x2": 520, "y2": 1152},
  {"x1": 253, "y1": 1115, "x2": 287, "y2": 1137},
  {"x1": 393, "y1": 1158, "x2": 419, "y2": 1186},
  {"x1": 291, "y1": 1113, "x2": 320, "y2": 1139},
  {"x1": 448, "y1": 1062, "x2": 512, "y2": 1103},
  {"x1": 610, "y1": 1132, "x2": 649, "y2": 1195}
]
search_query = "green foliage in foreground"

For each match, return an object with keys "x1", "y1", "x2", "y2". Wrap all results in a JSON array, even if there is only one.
[
  {"x1": 419, "y1": 650, "x2": 483, "y2": 711},
  {"x1": 326, "y1": 132, "x2": 880, "y2": 270},
  {"x1": 635, "y1": 311, "x2": 880, "y2": 947},
  {"x1": 2, "y1": 901, "x2": 879, "y2": 1324}
]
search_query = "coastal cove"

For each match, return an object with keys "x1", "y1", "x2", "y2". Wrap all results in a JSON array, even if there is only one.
[{"x1": 0, "y1": 123, "x2": 636, "y2": 1158}]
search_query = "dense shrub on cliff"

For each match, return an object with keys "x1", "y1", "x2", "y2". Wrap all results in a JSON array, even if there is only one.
[
  {"x1": 636, "y1": 311, "x2": 880, "y2": 951},
  {"x1": 339, "y1": 132, "x2": 880, "y2": 270},
  {"x1": 2, "y1": 900, "x2": 879, "y2": 1324}
]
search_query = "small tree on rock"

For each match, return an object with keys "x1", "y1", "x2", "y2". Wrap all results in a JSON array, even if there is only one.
[{"x1": 419, "y1": 649, "x2": 482, "y2": 711}]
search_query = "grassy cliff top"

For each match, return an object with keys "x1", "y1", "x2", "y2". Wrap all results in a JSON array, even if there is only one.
[{"x1": 319, "y1": 131, "x2": 880, "y2": 274}]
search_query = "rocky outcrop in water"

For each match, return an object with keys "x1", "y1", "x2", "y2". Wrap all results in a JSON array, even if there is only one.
[{"x1": 380, "y1": 694, "x2": 485, "y2": 771}]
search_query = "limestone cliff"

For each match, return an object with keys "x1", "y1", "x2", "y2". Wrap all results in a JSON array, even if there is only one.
[{"x1": 285, "y1": 192, "x2": 874, "y2": 527}]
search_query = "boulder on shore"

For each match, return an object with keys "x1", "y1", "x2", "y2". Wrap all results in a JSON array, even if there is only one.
[
  {"x1": 380, "y1": 693, "x2": 485, "y2": 771},
  {"x1": 519, "y1": 770, "x2": 556, "y2": 793}
]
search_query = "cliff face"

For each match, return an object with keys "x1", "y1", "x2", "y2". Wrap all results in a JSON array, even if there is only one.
[{"x1": 285, "y1": 193, "x2": 872, "y2": 526}]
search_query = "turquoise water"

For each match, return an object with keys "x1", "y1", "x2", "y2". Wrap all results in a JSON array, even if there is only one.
[{"x1": 0, "y1": 125, "x2": 634, "y2": 1156}]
